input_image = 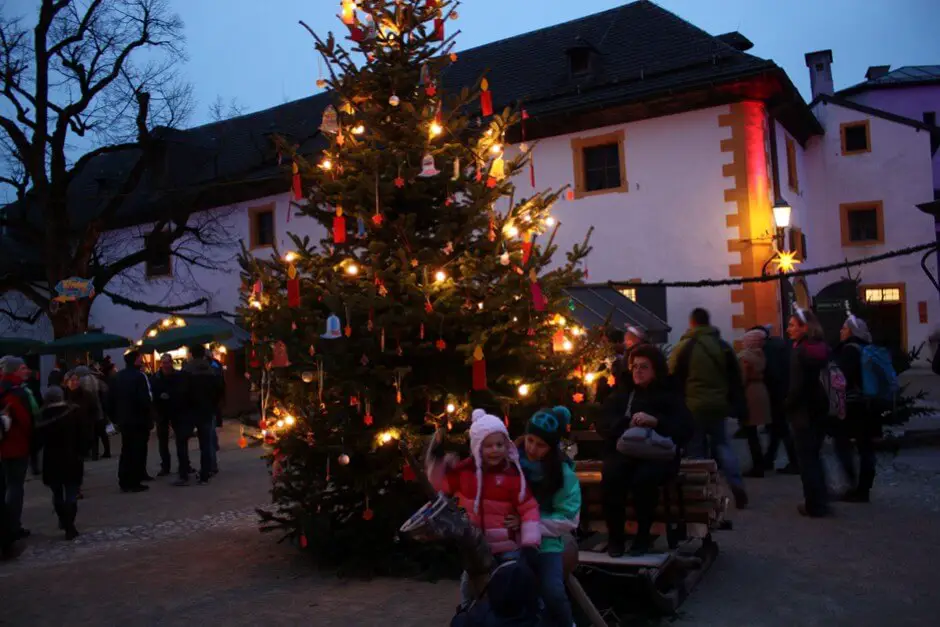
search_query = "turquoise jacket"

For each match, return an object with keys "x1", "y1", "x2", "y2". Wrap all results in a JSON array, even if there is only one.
[{"x1": 520, "y1": 452, "x2": 582, "y2": 554}]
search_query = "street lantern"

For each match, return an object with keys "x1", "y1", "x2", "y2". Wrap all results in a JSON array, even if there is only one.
[{"x1": 772, "y1": 199, "x2": 792, "y2": 230}]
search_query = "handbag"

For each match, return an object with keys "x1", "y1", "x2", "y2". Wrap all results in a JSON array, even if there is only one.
[{"x1": 615, "y1": 391, "x2": 677, "y2": 461}]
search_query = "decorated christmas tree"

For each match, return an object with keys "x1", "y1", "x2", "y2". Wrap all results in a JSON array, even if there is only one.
[{"x1": 239, "y1": 0, "x2": 604, "y2": 570}]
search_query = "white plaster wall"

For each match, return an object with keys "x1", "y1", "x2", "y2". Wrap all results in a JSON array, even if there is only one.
[
  {"x1": 771, "y1": 120, "x2": 811, "y2": 237},
  {"x1": 507, "y1": 104, "x2": 740, "y2": 343},
  {"x1": 804, "y1": 101, "x2": 938, "y2": 353},
  {"x1": 87, "y1": 191, "x2": 327, "y2": 342}
]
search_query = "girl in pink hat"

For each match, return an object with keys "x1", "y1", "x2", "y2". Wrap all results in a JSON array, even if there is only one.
[{"x1": 427, "y1": 409, "x2": 541, "y2": 604}]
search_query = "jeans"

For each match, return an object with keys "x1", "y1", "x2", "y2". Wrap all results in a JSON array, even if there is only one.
[
  {"x1": 1, "y1": 458, "x2": 29, "y2": 532},
  {"x1": 178, "y1": 415, "x2": 214, "y2": 482},
  {"x1": 118, "y1": 426, "x2": 150, "y2": 488},
  {"x1": 538, "y1": 551, "x2": 573, "y2": 627},
  {"x1": 156, "y1": 415, "x2": 172, "y2": 472},
  {"x1": 687, "y1": 416, "x2": 743, "y2": 489},
  {"x1": 792, "y1": 421, "x2": 829, "y2": 514},
  {"x1": 459, "y1": 550, "x2": 519, "y2": 606},
  {"x1": 49, "y1": 483, "x2": 80, "y2": 507},
  {"x1": 832, "y1": 421, "x2": 877, "y2": 495}
]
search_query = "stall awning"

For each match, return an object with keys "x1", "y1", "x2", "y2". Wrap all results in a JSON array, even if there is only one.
[
  {"x1": 178, "y1": 313, "x2": 250, "y2": 350},
  {"x1": 563, "y1": 284, "x2": 671, "y2": 343},
  {"x1": 140, "y1": 313, "x2": 250, "y2": 351}
]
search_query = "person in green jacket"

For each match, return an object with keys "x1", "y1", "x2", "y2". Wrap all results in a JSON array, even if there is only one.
[
  {"x1": 668, "y1": 308, "x2": 748, "y2": 508},
  {"x1": 511, "y1": 406, "x2": 581, "y2": 627}
]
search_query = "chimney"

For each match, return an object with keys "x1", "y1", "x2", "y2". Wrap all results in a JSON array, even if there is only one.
[
  {"x1": 865, "y1": 65, "x2": 891, "y2": 82},
  {"x1": 805, "y1": 49, "x2": 834, "y2": 98}
]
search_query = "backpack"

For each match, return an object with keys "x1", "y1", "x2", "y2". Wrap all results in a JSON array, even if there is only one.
[
  {"x1": 819, "y1": 362, "x2": 847, "y2": 420},
  {"x1": 860, "y1": 345, "x2": 899, "y2": 402}
]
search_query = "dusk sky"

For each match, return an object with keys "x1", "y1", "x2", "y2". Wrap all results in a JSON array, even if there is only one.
[{"x1": 4, "y1": 0, "x2": 940, "y2": 127}]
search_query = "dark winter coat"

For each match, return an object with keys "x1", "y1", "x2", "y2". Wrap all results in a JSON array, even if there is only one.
[
  {"x1": 599, "y1": 379, "x2": 694, "y2": 458},
  {"x1": 109, "y1": 366, "x2": 153, "y2": 431},
  {"x1": 37, "y1": 401, "x2": 85, "y2": 487},
  {"x1": 785, "y1": 338, "x2": 830, "y2": 427},
  {"x1": 450, "y1": 556, "x2": 540, "y2": 627},
  {"x1": 151, "y1": 368, "x2": 185, "y2": 420},
  {"x1": 836, "y1": 337, "x2": 881, "y2": 439},
  {"x1": 64, "y1": 388, "x2": 100, "y2": 441},
  {"x1": 182, "y1": 358, "x2": 224, "y2": 420},
  {"x1": 0, "y1": 374, "x2": 32, "y2": 460},
  {"x1": 762, "y1": 335, "x2": 791, "y2": 406}
]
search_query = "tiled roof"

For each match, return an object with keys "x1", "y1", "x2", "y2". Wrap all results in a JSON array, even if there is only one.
[
  {"x1": 838, "y1": 65, "x2": 940, "y2": 96},
  {"x1": 2, "y1": 1, "x2": 800, "y2": 272}
]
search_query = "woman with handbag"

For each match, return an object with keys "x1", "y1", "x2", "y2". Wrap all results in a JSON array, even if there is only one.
[{"x1": 598, "y1": 344, "x2": 693, "y2": 557}]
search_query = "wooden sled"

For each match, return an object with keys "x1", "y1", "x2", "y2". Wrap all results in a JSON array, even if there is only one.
[{"x1": 570, "y1": 434, "x2": 730, "y2": 621}]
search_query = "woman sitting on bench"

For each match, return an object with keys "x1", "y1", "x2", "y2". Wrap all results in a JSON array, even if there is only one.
[{"x1": 598, "y1": 344, "x2": 693, "y2": 557}]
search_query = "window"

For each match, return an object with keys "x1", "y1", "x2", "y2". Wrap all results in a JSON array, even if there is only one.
[
  {"x1": 619, "y1": 287, "x2": 637, "y2": 301},
  {"x1": 840, "y1": 201, "x2": 884, "y2": 246},
  {"x1": 145, "y1": 230, "x2": 172, "y2": 278},
  {"x1": 249, "y1": 204, "x2": 275, "y2": 249},
  {"x1": 570, "y1": 130, "x2": 627, "y2": 198},
  {"x1": 568, "y1": 47, "x2": 592, "y2": 77},
  {"x1": 840, "y1": 120, "x2": 871, "y2": 155},
  {"x1": 789, "y1": 227, "x2": 807, "y2": 261},
  {"x1": 785, "y1": 137, "x2": 799, "y2": 193},
  {"x1": 864, "y1": 287, "x2": 901, "y2": 303}
]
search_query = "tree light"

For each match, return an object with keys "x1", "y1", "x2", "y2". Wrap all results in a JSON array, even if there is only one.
[
  {"x1": 554, "y1": 315, "x2": 567, "y2": 327},
  {"x1": 518, "y1": 383, "x2": 530, "y2": 397},
  {"x1": 477, "y1": 302, "x2": 484, "y2": 310},
  {"x1": 249, "y1": 299, "x2": 262, "y2": 310},
  {"x1": 283, "y1": 251, "x2": 298, "y2": 263},
  {"x1": 584, "y1": 372, "x2": 596, "y2": 384},
  {"x1": 345, "y1": 263, "x2": 360, "y2": 276},
  {"x1": 505, "y1": 225, "x2": 519, "y2": 238},
  {"x1": 320, "y1": 159, "x2": 333, "y2": 170},
  {"x1": 570, "y1": 327, "x2": 583, "y2": 337},
  {"x1": 562, "y1": 339, "x2": 573, "y2": 351},
  {"x1": 490, "y1": 144, "x2": 503, "y2": 154},
  {"x1": 544, "y1": 216, "x2": 556, "y2": 227},
  {"x1": 446, "y1": 403, "x2": 456, "y2": 414},
  {"x1": 352, "y1": 124, "x2": 365, "y2": 135},
  {"x1": 434, "y1": 270, "x2": 447, "y2": 282},
  {"x1": 430, "y1": 122, "x2": 443, "y2": 137},
  {"x1": 378, "y1": 429, "x2": 400, "y2": 445},
  {"x1": 276, "y1": 420, "x2": 285, "y2": 428}
]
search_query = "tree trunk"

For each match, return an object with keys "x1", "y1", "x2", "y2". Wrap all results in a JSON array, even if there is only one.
[{"x1": 48, "y1": 298, "x2": 92, "y2": 339}]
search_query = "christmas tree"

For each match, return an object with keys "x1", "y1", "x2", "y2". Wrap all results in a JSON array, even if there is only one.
[{"x1": 239, "y1": 0, "x2": 604, "y2": 571}]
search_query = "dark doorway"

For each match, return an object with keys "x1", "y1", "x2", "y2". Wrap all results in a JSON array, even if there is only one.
[
  {"x1": 866, "y1": 302, "x2": 905, "y2": 356},
  {"x1": 813, "y1": 279, "x2": 860, "y2": 346}
]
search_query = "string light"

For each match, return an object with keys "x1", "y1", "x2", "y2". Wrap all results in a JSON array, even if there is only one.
[
  {"x1": 505, "y1": 225, "x2": 519, "y2": 238},
  {"x1": 584, "y1": 372, "x2": 596, "y2": 384},
  {"x1": 544, "y1": 216, "x2": 556, "y2": 227},
  {"x1": 283, "y1": 251, "x2": 298, "y2": 263},
  {"x1": 284, "y1": 415, "x2": 296, "y2": 426},
  {"x1": 352, "y1": 124, "x2": 365, "y2": 135},
  {"x1": 161, "y1": 319, "x2": 173, "y2": 328},
  {"x1": 562, "y1": 339, "x2": 573, "y2": 351},
  {"x1": 554, "y1": 315, "x2": 567, "y2": 327},
  {"x1": 147, "y1": 329, "x2": 158, "y2": 338},
  {"x1": 490, "y1": 144, "x2": 503, "y2": 154},
  {"x1": 434, "y1": 270, "x2": 447, "y2": 282},
  {"x1": 377, "y1": 429, "x2": 400, "y2": 445},
  {"x1": 249, "y1": 299, "x2": 262, "y2": 310},
  {"x1": 430, "y1": 122, "x2": 443, "y2": 137},
  {"x1": 571, "y1": 327, "x2": 583, "y2": 336},
  {"x1": 477, "y1": 302, "x2": 484, "y2": 310},
  {"x1": 517, "y1": 384, "x2": 530, "y2": 397},
  {"x1": 446, "y1": 403, "x2": 456, "y2": 414},
  {"x1": 345, "y1": 263, "x2": 360, "y2": 276},
  {"x1": 276, "y1": 420, "x2": 285, "y2": 428},
  {"x1": 320, "y1": 158, "x2": 333, "y2": 170}
]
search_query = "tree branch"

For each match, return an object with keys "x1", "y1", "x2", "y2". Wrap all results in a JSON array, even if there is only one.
[{"x1": 101, "y1": 288, "x2": 206, "y2": 314}]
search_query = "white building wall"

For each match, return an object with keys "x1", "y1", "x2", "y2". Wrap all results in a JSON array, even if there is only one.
[
  {"x1": 804, "y1": 101, "x2": 938, "y2": 352},
  {"x1": 508, "y1": 104, "x2": 740, "y2": 342}
]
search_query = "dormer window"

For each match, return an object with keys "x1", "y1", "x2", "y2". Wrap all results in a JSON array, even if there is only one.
[{"x1": 568, "y1": 47, "x2": 592, "y2": 77}]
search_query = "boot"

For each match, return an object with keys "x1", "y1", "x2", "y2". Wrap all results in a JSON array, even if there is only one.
[{"x1": 64, "y1": 503, "x2": 79, "y2": 541}]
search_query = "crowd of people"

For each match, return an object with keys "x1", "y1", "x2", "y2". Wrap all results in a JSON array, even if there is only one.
[
  {"x1": 0, "y1": 345, "x2": 225, "y2": 560},
  {"x1": 431, "y1": 306, "x2": 894, "y2": 626}
]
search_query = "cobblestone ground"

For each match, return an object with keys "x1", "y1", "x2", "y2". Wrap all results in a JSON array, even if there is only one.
[{"x1": 2, "y1": 424, "x2": 940, "y2": 626}]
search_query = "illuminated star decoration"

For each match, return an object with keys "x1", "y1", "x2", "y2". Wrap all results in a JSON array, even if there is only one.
[{"x1": 774, "y1": 250, "x2": 800, "y2": 274}]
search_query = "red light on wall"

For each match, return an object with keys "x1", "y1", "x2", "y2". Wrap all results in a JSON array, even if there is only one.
[{"x1": 919, "y1": 301, "x2": 928, "y2": 324}]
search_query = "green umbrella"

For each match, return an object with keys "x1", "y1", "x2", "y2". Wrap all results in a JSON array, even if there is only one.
[
  {"x1": 139, "y1": 324, "x2": 233, "y2": 353},
  {"x1": 38, "y1": 332, "x2": 131, "y2": 355},
  {"x1": 0, "y1": 337, "x2": 44, "y2": 355}
]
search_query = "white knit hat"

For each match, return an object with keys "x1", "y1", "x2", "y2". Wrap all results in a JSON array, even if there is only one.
[{"x1": 468, "y1": 408, "x2": 526, "y2": 514}]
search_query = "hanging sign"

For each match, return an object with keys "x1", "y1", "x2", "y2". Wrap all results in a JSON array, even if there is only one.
[{"x1": 53, "y1": 277, "x2": 95, "y2": 302}]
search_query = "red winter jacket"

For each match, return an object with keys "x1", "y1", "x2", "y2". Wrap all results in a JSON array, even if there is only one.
[
  {"x1": 0, "y1": 374, "x2": 32, "y2": 460},
  {"x1": 429, "y1": 457, "x2": 541, "y2": 555}
]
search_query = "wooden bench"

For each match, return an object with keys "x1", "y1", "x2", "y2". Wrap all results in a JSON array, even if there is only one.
[{"x1": 568, "y1": 433, "x2": 729, "y2": 618}]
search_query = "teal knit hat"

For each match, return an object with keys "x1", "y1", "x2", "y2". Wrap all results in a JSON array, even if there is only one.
[{"x1": 526, "y1": 406, "x2": 571, "y2": 448}]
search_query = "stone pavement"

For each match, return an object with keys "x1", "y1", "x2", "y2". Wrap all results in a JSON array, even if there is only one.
[{"x1": 2, "y1": 424, "x2": 940, "y2": 626}]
